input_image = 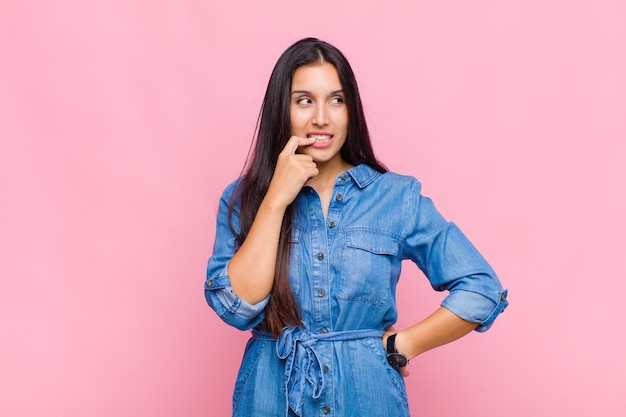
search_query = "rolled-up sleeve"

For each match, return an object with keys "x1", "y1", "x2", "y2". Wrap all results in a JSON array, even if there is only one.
[
  {"x1": 441, "y1": 287, "x2": 508, "y2": 332},
  {"x1": 204, "y1": 181, "x2": 268, "y2": 330},
  {"x1": 401, "y1": 179, "x2": 508, "y2": 332}
]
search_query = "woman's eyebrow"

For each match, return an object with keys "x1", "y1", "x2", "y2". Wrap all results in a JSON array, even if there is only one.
[{"x1": 291, "y1": 89, "x2": 344, "y2": 95}]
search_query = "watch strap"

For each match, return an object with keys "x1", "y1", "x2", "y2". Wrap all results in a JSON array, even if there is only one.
[{"x1": 386, "y1": 333, "x2": 398, "y2": 354}]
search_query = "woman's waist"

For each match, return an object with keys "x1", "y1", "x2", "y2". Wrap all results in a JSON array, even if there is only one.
[{"x1": 251, "y1": 325, "x2": 384, "y2": 342}]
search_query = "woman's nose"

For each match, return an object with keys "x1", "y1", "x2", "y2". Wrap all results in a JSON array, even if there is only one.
[{"x1": 312, "y1": 104, "x2": 329, "y2": 126}]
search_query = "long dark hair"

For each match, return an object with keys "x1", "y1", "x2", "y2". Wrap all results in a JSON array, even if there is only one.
[{"x1": 229, "y1": 38, "x2": 387, "y2": 336}]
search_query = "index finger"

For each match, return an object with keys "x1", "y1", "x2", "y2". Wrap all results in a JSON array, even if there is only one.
[{"x1": 283, "y1": 135, "x2": 316, "y2": 154}]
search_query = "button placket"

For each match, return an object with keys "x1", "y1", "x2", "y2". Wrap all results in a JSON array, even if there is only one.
[
  {"x1": 306, "y1": 187, "x2": 333, "y2": 326},
  {"x1": 326, "y1": 179, "x2": 346, "y2": 243},
  {"x1": 301, "y1": 173, "x2": 344, "y2": 414}
]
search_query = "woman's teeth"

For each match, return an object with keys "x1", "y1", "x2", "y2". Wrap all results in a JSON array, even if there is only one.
[{"x1": 308, "y1": 134, "x2": 332, "y2": 142}]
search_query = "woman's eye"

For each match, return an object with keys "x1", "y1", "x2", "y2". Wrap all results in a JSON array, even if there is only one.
[
  {"x1": 330, "y1": 96, "x2": 344, "y2": 104},
  {"x1": 297, "y1": 97, "x2": 312, "y2": 105}
]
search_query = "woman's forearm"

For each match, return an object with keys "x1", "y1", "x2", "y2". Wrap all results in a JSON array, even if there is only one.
[
  {"x1": 388, "y1": 307, "x2": 479, "y2": 361},
  {"x1": 227, "y1": 198, "x2": 287, "y2": 304}
]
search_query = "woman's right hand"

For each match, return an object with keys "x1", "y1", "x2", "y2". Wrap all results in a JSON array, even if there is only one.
[{"x1": 265, "y1": 135, "x2": 318, "y2": 208}]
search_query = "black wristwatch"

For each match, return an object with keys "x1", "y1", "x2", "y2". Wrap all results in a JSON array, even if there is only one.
[{"x1": 386, "y1": 333, "x2": 409, "y2": 368}]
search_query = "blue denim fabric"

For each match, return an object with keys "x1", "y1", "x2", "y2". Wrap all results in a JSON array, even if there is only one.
[{"x1": 205, "y1": 164, "x2": 508, "y2": 416}]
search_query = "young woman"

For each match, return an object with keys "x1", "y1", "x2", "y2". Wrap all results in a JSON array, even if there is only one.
[{"x1": 205, "y1": 38, "x2": 508, "y2": 416}]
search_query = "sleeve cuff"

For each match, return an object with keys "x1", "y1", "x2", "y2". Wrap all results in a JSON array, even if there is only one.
[
  {"x1": 214, "y1": 286, "x2": 270, "y2": 320},
  {"x1": 441, "y1": 289, "x2": 508, "y2": 332},
  {"x1": 204, "y1": 274, "x2": 269, "y2": 320}
]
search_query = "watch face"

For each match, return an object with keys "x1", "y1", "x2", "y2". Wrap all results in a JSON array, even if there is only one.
[{"x1": 387, "y1": 353, "x2": 408, "y2": 368}]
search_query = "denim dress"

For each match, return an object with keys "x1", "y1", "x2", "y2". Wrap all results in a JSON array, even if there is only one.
[{"x1": 205, "y1": 164, "x2": 508, "y2": 417}]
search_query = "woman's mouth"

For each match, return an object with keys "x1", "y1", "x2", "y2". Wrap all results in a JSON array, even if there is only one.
[{"x1": 307, "y1": 134, "x2": 333, "y2": 142}]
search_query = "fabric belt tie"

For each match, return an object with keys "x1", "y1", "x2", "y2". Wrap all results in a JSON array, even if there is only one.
[{"x1": 253, "y1": 326, "x2": 384, "y2": 417}]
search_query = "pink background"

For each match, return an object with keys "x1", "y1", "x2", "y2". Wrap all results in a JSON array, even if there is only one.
[{"x1": 1, "y1": 1, "x2": 625, "y2": 416}]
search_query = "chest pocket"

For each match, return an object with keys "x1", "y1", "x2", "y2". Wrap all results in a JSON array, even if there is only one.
[{"x1": 338, "y1": 228, "x2": 399, "y2": 306}]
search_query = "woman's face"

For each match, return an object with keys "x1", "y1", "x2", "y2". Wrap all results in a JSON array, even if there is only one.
[{"x1": 290, "y1": 62, "x2": 348, "y2": 167}]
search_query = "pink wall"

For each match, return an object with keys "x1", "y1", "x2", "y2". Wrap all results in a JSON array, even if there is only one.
[{"x1": 1, "y1": 1, "x2": 624, "y2": 416}]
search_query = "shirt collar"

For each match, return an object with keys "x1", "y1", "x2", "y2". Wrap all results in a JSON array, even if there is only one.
[{"x1": 345, "y1": 164, "x2": 382, "y2": 189}]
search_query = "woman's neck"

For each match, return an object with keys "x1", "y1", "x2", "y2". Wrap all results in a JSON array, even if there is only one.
[
  {"x1": 307, "y1": 158, "x2": 354, "y2": 219},
  {"x1": 309, "y1": 158, "x2": 353, "y2": 189}
]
